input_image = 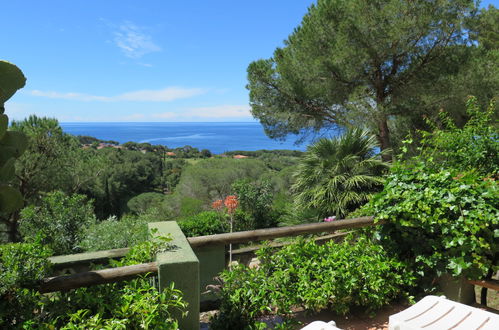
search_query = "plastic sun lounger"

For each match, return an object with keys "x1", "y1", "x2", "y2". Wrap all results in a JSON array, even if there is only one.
[
  {"x1": 301, "y1": 295, "x2": 499, "y2": 330},
  {"x1": 389, "y1": 295, "x2": 499, "y2": 330},
  {"x1": 301, "y1": 320, "x2": 342, "y2": 330}
]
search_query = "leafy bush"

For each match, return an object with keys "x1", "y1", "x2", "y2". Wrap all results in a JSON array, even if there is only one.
[
  {"x1": 368, "y1": 167, "x2": 498, "y2": 283},
  {"x1": 19, "y1": 191, "x2": 96, "y2": 255},
  {"x1": 232, "y1": 179, "x2": 280, "y2": 229},
  {"x1": 364, "y1": 97, "x2": 499, "y2": 289},
  {"x1": 79, "y1": 214, "x2": 150, "y2": 251},
  {"x1": 57, "y1": 281, "x2": 185, "y2": 329},
  {"x1": 292, "y1": 128, "x2": 389, "y2": 219},
  {"x1": 414, "y1": 97, "x2": 498, "y2": 176},
  {"x1": 211, "y1": 236, "x2": 412, "y2": 329},
  {"x1": 127, "y1": 192, "x2": 166, "y2": 215},
  {"x1": 178, "y1": 211, "x2": 227, "y2": 237},
  {"x1": 0, "y1": 241, "x2": 52, "y2": 327},
  {"x1": 0, "y1": 235, "x2": 187, "y2": 329}
]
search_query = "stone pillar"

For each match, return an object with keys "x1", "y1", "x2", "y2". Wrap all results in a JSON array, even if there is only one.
[
  {"x1": 438, "y1": 273, "x2": 476, "y2": 304},
  {"x1": 193, "y1": 244, "x2": 226, "y2": 303},
  {"x1": 149, "y1": 222, "x2": 200, "y2": 330}
]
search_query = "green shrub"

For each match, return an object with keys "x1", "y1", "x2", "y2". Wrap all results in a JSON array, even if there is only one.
[
  {"x1": 232, "y1": 179, "x2": 280, "y2": 229},
  {"x1": 414, "y1": 97, "x2": 498, "y2": 176},
  {"x1": 127, "y1": 192, "x2": 166, "y2": 215},
  {"x1": 292, "y1": 128, "x2": 389, "y2": 219},
  {"x1": 79, "y1": 214, "x2": 150, "y2": 251},
  {"x1": 0, "y1": 235, "x2": 187, "y2": 329},
  {"x1": 48, "y1": 236, "x2": 186, "y2": 329},
  {"x1": 58, "y1": 281, "x2": 185, "y2": 330},
  {"x1": 178, "y1": 211, "x2": 227, "y2": 237},
  {"x1": 19, "y1": 191, "x2": 96, "y2": 255},
  {"x1": 211, "y1": 236, "x2": 412, "y2": 329},
  {"x1": 179, "y1": 196, "x2": 205, "y2": 217},
  {"x1": 0, "y1": 241, "x2": 52, "y2": 327},
  {"x1": 364, "y1": 98, "x2": 499, "y2": 289},
  {"x1": 367, "y1": 167, "x2": 498, "y2": 284}
]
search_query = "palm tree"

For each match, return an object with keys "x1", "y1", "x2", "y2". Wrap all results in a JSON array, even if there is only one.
[{"x1": 292, "y1": 128, "x2": 389, "y2": 219}]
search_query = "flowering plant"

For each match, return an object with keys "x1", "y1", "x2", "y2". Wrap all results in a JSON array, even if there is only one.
[
  {"x1": 212, "y1": 195, "x2": 239, "y2": 268},
  {"x1": 323, "y1": 216, "x2": 336, "y2": 222},
  {"x1": 224, "y1": 195, "x2": 238, "y2": 214},
  {"x1": 212, "y1": 199, "x2": 223, "y2": 211}
]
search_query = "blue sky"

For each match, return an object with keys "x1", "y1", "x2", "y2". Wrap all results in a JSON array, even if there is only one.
[{"x1": 2, "y1": 0, "x2": 497, "y2": 122}]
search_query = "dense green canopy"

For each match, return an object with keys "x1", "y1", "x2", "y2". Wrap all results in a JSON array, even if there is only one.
[{"x1": 247, "y1": 0, "x2": 497, "y2": 158}]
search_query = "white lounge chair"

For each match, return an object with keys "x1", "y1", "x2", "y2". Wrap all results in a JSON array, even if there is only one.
[
  {"x1": 301, "y1": 320, "x2": 341, "y2": 330},
  {"x1": 389, "y1": 295, "x2": 499, "y2": 330}
]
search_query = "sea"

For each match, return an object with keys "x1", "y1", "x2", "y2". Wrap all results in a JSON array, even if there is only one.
[{"x1": 60, "y1": 122, "x2": 335, "y2": 154}]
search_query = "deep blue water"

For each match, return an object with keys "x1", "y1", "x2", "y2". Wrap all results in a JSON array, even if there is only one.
[{"x1": 60, "y1": 122, "x2": 333, "y2": 154}]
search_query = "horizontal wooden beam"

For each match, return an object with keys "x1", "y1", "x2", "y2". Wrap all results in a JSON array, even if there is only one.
[
  {"x1": 47, "y1": 216, "x2": 380, "y2": 268},
  {"x1": 188, "y1": 216, "x2": 379, "y2": 248},
  {"x1": 231, "y1": 231, "x2": 351, "y2": 256},
  {"x1": 469, "y1": 279, "x2": 499, "y2": 291},
  {"x1": 39, "y1": 217, "x2": 382, "y2": 293},
  {"x1": 40, "y1": 262, "x2": 158, "y2": 293}
]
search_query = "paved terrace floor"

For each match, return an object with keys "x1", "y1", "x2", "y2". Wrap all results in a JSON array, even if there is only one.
[{"x1": 200, "y1": 292, "x2": 499, "y2": 330}]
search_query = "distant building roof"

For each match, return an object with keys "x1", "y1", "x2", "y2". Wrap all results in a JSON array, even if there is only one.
[
  {"x1": 166, "y1": 152, "x2": 176, "y2": 156},
  {"x1": 233, "y1": 155, "x2": 249, "y2": 159}
]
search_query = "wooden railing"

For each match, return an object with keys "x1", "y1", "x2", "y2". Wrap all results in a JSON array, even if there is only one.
[
  {"x1": 41, "y1": 262, "x2": 158, "y2": 293},
  {"x1": 40, "y1": 216, "x2": 380, "y2": 293}
]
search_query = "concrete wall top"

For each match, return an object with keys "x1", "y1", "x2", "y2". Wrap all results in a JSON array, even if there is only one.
[{"x1": 149, "y1": 221, "x2": 199, "y2": 264}]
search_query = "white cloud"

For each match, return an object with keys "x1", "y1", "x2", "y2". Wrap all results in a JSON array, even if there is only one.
[
  {"x1": 3, "y1": 102, "x2": 32, "y2": 120},
  {"x1": 113, "y1": 21, "x2": 161, "y2": 59},
  {"x1": 30, "y1": 90, "x2": 109, "y2": 102},
  {"x1": 29, "y1": 87, "x2": 206, "y2": 102},
  {"x1": 118, "y1": 87, "x2": 206, "y2": 102}
]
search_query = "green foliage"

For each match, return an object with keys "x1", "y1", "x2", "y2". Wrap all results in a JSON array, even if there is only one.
[
  {"x1": 19, "y1": 191, "x2": 96, "y2": 255},
  {"x1": 247, "y1": 0, "x2": 480, "y2": 152},
  {"x1": 0, "y1": 60, "x2": 26, "y2": 108},
  {"x1": 178, "y1": 211, "x2": 227, "y2": 237},
  {"x1": 292, "y1": 129, "x2": 388, "y2": 218},
  {"x1": 211, "y1": 236, "x2": 412, "y2": 329},
  {"x1": 58, "y1": 281, "x2": 185, "y2": 330},
  {"x1": 470, "y1": 5, "x2": 499, "y2": 51},
  {"x1": 0, "y1": 61, "x2": 28, "y2": 240},
  {"x1": 0, "y1": 241, "x2": 52, "y2": 296},
  {"x1": 46, "y1": 236, "x2": 185, "y2": 329},
  {"x1": 89, "y1": 148, "x2": 164, "y2": 217},
  {"x1": 415, "y1": 97, "x2": 498, "y2": 176},
  {"x1": 364, "y1": 98, "x2": 499, "y2": 287},
  {"x1": 127, "y1": 192, "x2": 165, "y2": 215},
  {"x1": 162, "y1": 158, "x2": 187, "y2": 193},
  {"x1": 11, "y1": 116, "x2": 81, "y2": 201},
  {"x1": 79, "y1": 214, "x2": 150, "y2": 251},
  {"x1": 233, "y1": 179, "x2": 280, "y2": 229},
  {"x1": 0, "y1": 236, "x2": 186, "y2": 329},
  {"x1": 175, "y1": 158, "x2": 268, "y2": 203},
  {"x1": 0, "y1": 241, "x2": 52, "y2": 327},
  {"x1": 368, "y1": 168, "x2": 498, "y2": 283},
  {"x1": 179, "y1": 196, "x2": 204, "y2": 217}
]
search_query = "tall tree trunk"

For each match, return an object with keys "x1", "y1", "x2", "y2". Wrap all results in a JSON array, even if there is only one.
[
  {"x1": 378, "y1": 117, "x2": 392, "y2": 162},
  {"x1": 7, "y1": 213, "x2": 20, "y2": 242},
  {"x1": 375, "y1": 85, "x2": 392, "y2": 162}
]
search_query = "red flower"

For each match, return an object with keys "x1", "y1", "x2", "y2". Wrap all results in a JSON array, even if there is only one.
[
  {"x1": 212, "y1": 199, "x2": 223, "y2": 210},
  {"x1": 224, "y1": 195, "x2": 238, "y2": 214}
]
